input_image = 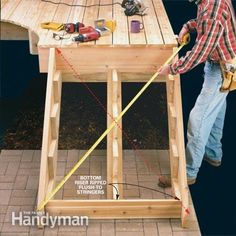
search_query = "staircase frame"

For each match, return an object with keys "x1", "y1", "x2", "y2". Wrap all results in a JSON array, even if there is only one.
[{"x1": 37, "y1": 47, "x2": 189, "y2": 227}]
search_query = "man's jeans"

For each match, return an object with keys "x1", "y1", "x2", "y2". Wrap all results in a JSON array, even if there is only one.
[{"x1": 186, "y1": 61, "x2": 228, "y2": 178}]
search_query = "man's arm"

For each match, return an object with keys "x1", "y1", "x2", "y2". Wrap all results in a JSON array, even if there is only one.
[
  {"x1": 158, "y1": 19, "x2": 197, "y2": 75},
  {"x1": 170, "y1": 18, "x2": 224, "y2": 75}
]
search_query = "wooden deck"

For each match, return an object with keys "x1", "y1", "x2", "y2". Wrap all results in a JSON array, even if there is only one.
[
  {"x1": 1, "y1": 0, "x2": 176, "y2": 47},
  {"x1": 1, "y1": 0, "x2": 177, "y2": 74}
]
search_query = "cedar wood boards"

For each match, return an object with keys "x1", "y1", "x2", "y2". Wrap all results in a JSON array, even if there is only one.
[
  {"x1": 107, "y1": 70, "x2": 123, "y2": 199},
  {"x1": 37, "y1": 48, "x2": 62, "y2": 216},
  {"x1": 46, "y1": 199, "x2": 181, "y2": 218},
  {"x1": 37, "y1": 51, "x2": 189, "y2": 223},
  {"x1": 1, "y1": 0, "x2": 176, "y2": 46},
  {"x1": 1, "y1": 0, "x2": 176, "y2": 74}
]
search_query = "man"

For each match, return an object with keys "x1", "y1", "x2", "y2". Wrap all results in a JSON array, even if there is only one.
[{"x1": 158, "y1": 0, "x2": 236, "y2": 186}]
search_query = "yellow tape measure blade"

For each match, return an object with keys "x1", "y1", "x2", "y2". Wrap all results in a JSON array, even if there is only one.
[{"x1": 37, "y1": 40, "x2": 189, "y2": 211}]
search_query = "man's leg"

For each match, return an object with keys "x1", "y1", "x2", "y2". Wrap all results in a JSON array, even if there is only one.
[
  {"x1": 186, "y1": 61, "x2": 228, "y2": 179},
  {"x1": 204, "y1": 100, "x2": 227, "y2": 163}
]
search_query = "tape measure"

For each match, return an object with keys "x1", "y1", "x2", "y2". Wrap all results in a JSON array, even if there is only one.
[{"x1": 37, "y1": 33, "x2": 190, "y2": 211}]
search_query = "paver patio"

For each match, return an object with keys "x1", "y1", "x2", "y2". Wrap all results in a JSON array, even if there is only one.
[{"x1": 0, "y1": 149, "x2": 201, "y2": 236}]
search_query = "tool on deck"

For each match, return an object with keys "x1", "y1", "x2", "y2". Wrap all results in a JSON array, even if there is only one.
[
  {"x1": 94, "y1": 19, "x2": 111, "y2": 36},
  {"x1": 41, "y1": 22, "x2": 64, "y2": 31},
  {"x1": 37, "y1": 33, "x2": 190, "y2": 211},
  {"x1": 72, "y1": 26, "x2": 101, "y2": 42},
  {"x1": 121, "y1": 0, "x2": 148, "y2": 16},
  {"x1": 52, "y1": 32, "x2": 70, "y2": 41},
  {"x1": 41, "y1": 21, "x2": 85, "y2": 34},
  {"x1": 64, "y1": 22, "x2": 85, "y2": 33}
]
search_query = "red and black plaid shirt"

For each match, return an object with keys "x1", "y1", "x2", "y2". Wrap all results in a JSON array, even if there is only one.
[{"x1": 170, "y1": 0, "x2": 236, "y2": 75}]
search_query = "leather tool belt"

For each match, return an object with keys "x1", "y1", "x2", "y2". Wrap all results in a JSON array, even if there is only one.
[{"x1": 220, "y1": 57, "x2": 236, "y2": 92}]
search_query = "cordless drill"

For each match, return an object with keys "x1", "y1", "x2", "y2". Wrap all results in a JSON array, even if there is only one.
[{"x1": 72, "y1": 26, "x2": 100, "y2": 42}]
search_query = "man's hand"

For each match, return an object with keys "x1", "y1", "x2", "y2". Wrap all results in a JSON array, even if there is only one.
[
  {"x1": 178, "y1": 25, "x2": 189, "y2": 44},
  {"x1": 159, "y1": 64, "x2": 171, "y2": 76},
  {"x1": 159, "y1": 25, "x2": 189, "y2": 76}
]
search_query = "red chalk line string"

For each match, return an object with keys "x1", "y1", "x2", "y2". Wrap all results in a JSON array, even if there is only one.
[
  {"x1": 55, "y1": 48, "x2": 159, "y2": 176},
  {"x1": 55, "y1": 48, "x2": 190, "y2": 215}
]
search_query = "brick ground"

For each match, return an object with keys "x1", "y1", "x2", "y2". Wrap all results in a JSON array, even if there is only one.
[{"x1": 0, "y1": 150, "x2": 201, "y2": 236}]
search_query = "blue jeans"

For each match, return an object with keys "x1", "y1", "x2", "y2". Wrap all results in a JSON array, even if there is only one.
[{"x1": 186, "y1": 61, "x2": 228, "y2": 178}]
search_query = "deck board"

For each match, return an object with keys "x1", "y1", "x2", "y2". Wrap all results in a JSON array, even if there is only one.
[
  {"x1": 81, "y1": 0, "x2": 100, "y2": 46},
  {"x1": 113, "y1": 0, "x2": 129, "y2": 45},
  {"x1": 143, "y1": 0, "x2": 164, "y2": 45},
  {"x1": 1, "y1": 0, "x2": 22, "y2": 20},
  {"x1": 20, "y1": 0, "x2": 44, "y2": 30},
  {"x1": 7, "y1": 0, "x2": 30, "y2": 23},
  {"x1": 35, "y1": 2, "x2": 59, "y2": 47},
  {"x1": 61, "y1": 0, "x2": 87, "y2": 48},
  {"x1": 96, "y1": 0, "x2": 113, "y2": 46},
  {"x1": 41, "y1": 0, "x2": 74, "y2": 47},
  {"x1": 152, "y1": 0, "x2": 176, "y2": 45}
]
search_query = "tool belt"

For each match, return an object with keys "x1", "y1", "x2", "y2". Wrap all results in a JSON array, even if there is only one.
[{"x1": 220, "y1": 57, "x2": 236, "y2": 92}]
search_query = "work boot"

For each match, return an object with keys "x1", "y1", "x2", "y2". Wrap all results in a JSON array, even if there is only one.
[
  {"x1": 203, "y1": 155, "x2": 221, "y2": 167},
  {"x1": 158, "y1": 175, "x2": 196, "y2": 188},
  {"x1": 158, "y1": 175, "x2": 171, "y2": 188}
]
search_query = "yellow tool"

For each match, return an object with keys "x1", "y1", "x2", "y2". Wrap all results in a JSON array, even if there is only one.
[
  {"x1": 37, "y1": 33, "x2": 190, "y2": 211},
  {"x1": 105, "y1": 20, "x2": 117, "y2": 32},
  {"x1": 41, "y1": 22, "x2": 64, "y2": 31}
]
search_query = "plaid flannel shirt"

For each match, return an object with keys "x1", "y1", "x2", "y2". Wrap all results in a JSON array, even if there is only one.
[{"x1": 170, "y1": 0, "x2": 236, "y2": 75}]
